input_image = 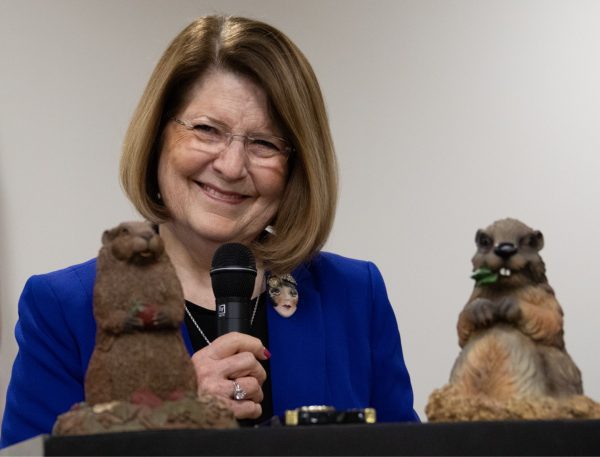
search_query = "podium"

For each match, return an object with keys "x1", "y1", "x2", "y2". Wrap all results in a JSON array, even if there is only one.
[{"x1": 2, "y1": 420, "x2": 600, "y2": 455}]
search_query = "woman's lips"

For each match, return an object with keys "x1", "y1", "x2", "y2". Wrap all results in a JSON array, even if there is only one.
[{"x1": 195, "y1": 181, "x2": 247, "y2": 203}]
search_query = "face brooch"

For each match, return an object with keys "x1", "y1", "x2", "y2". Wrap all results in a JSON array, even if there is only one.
[{"x1": 268, "y1": 274, "x2": 298, "y2": 318}]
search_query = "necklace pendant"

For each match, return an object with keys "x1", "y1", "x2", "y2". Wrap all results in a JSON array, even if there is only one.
[{"x1": 268, "y1": 274, "x2": 298, "y2": 318}]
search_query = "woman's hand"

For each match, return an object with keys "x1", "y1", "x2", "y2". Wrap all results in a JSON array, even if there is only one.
[{"x1": 191, "y1": 332, "x2": 270, "y2": 419}]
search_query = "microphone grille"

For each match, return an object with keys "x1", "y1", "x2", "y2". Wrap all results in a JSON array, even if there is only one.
[
  {"x1": 211, "y1": 243, "x2": 256, "y2": 270},
  {"x1": 210, "y1": 243, "x2": 257, "y2": 298}
]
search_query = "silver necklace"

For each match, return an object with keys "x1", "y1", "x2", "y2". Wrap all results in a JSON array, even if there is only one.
[{"x1": 184, "y1": 295, "x2": 261, "y2": 346}]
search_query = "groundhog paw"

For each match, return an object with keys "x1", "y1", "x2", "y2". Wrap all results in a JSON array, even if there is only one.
[
  {"x1": 124, "y1": 315, "x2": 144, "y2": 331},
  {"x1": 151, "y1": 310, "x2": 174, "y2": 329},
  {"x1": 495, "y1": 296, "x2": 521, "y2": 323},
  {"x1": 464, "y1": 298, "x2": 496, "y2": 328}
]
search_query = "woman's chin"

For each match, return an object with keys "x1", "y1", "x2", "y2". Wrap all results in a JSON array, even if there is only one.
[{"x1": 183, "y1": 219, "x2": 252, "y2": 245}]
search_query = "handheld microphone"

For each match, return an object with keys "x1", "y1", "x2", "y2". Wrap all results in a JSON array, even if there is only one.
[{"x1": 210, "y1": 243, "x2": 257, "y2": 336}]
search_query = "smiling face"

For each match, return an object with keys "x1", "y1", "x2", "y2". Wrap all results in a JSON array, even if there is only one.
[{"x1": 157, "y1": 69, "x2": 288, "y2": 246}]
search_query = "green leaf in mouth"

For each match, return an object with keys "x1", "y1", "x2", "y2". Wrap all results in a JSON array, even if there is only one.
[{"x1": 471, "y1": 267, "x2": 498, "y2": 286}]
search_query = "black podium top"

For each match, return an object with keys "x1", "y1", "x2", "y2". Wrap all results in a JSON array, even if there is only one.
[{"x1": 4, "y1": 420, "x2": 600, "y2": 456}]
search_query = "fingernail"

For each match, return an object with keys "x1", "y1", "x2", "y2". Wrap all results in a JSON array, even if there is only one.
[{"x1": 263, "y1": 348, "x2": 271, "y2": 359}]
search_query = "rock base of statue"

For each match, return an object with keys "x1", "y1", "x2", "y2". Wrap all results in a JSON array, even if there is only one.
[
  {"x1": 426, "y1": 384, "x2": 600, "y2": 422},
  {"x1": 52, "y1": 392, "x2": 237, "y2": 435}
]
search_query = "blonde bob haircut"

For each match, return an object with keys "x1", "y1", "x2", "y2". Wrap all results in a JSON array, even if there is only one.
[{"x1": 120, "y1": 15, "x2": 337, "y2": 274}]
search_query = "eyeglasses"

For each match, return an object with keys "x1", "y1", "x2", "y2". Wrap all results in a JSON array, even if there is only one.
[{"x1": 172, "y1": 116, "x2": 293, "y2": 165}]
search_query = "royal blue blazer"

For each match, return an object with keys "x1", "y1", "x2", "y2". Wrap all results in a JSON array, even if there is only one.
[{"x1": 1, "y1": 252, "x2": 418, "y2": 447}]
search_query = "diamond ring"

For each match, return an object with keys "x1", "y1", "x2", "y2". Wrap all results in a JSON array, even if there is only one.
[{"x1": 232, "y1": 380, "x2": 247, "y2": 401}]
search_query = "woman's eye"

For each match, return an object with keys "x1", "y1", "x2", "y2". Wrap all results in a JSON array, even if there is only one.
[
  {"x1": 193, "y1": 123, "x2": 220, "y2": 136},
  {"x1": 290, "y1": 290, "x2": 298, "y2": 297},
  {"x1": 270, "y1": 288, "x2": 280, "y2": 296},
  {"x1": 251, "y1": 138, "x2": 279, "y2": 152}
]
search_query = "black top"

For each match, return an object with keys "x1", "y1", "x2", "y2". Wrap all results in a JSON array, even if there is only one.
[{"x1": 183, "y1": 292, "x2": 273, "y2": 426}]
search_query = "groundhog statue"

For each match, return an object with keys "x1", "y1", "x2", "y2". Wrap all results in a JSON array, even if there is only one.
[
  {"x1": 426, "y1": 218, "x2": 600, "y2": 421},
  {"x1": 84, "y1": 221, "x2": 197, "y2": 404},
  {"x1": 53, "y1": 221, "x2": 237, "y2": 434}
]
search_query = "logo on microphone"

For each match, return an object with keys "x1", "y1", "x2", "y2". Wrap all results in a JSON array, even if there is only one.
[{"x1": 218, "y1": 304, "x2": 226, "y2": 318}]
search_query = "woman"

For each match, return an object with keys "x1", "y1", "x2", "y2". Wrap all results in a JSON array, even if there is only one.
[{"x1": 1, "y1": 15, "x2": 418, "y2": 448}]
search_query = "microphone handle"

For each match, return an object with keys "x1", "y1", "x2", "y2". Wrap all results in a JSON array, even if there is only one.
[{"x1": 216, "y1": 297, "x2": 251, "y2": 336}]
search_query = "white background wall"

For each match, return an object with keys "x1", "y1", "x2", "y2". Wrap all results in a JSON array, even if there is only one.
[{"x1": 1, "y1": 0, "x2": 600, "y2": 426}]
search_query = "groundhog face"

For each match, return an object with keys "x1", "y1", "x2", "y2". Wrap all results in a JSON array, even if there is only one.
[
  {"x1": 101, "y1": 221, "x2": 164, "y2": 264},
  {"x1": 471, "y1": 218, "x2": 546, "y2": 287}
]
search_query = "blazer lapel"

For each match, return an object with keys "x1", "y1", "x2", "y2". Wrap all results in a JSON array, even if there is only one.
[
  {"x1": 268, "y1": 262, "x2": 328, "y2": 416},
  {"x1": 181, "y1": 322, "x2": 194, "y2": 355}
]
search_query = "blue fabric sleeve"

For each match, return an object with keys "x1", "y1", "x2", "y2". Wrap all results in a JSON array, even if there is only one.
[
  {"x1": 367, "y1": 262, "x2": 420, "y2": 422},
  {"x1": 1, "y1": 275, "x2": 87, "y2": 448}
]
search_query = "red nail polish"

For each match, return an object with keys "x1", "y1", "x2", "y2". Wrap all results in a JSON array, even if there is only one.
[{"x1": 263, "y1": 348, "x2": 271, "y2": 359}]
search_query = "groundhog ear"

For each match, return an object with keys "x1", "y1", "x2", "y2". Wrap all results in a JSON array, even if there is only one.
[
  {"x1": 532, "y1": 230, "x2": 544, "y2": 251},
  {"x1": 101, "y1": 230, "x2": 111, "y2": 245},
  {"x1": 101, "y1": 227, "x2": 118, "y2": 245},
  {"x1": 475, "y1": 229, "x2": 490, "y2": 246}
]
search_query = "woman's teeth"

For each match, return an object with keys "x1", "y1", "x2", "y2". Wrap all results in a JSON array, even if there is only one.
[{"x1": 201, "y1": 183, "x2": 244, "y2": 201}]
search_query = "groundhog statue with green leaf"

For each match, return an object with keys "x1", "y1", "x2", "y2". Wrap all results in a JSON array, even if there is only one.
[{"x1": 426, "y1": 218, "x2": 600, "y2": 421}]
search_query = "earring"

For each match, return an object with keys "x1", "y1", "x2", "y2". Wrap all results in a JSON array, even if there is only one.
[{"x1": 264, "y1": 225, "x2": 276, "y2": 235}]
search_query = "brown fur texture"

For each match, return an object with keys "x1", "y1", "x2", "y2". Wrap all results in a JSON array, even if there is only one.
[
  {"x1": 426, "y1": 218, "x2": 600, "y2": 421},
  {"x1": 53, "y1": 393, "x2": 237, "y2": 435},
  {"x1": 84, "y1": 221, "x2": 197, "y2": 405},
  {"x1": 427, "y1": 385, "x2": 600, "y2": 422}
]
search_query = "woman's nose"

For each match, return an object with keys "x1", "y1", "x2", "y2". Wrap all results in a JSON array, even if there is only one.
[{"x1": 212, "y1": 139, "x2": 248, "y2": 179}]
